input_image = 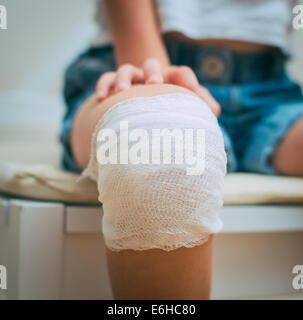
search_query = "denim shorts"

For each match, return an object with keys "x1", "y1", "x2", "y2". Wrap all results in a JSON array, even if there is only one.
[{"x1": 60, "y1": 37, "x2": 303, "y2": 174}]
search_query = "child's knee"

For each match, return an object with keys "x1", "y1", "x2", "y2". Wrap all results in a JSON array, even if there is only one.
[{"x1": 82, "y1": 90, "x2": 227, "y2": 251}]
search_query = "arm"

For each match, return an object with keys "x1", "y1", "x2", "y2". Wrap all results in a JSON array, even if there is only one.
[
  {"x1": 97, "y1": 1, "x2": 221, "y2": 116},
  {"x1": 105, "y1": 0, "x2": 170, "y2": 67}
]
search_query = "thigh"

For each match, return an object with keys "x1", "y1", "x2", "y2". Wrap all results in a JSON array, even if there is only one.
[
  {"x1": 240, "y1": 102, "x2": 303, "y2": 175},
  {"x1": 60, "y1": 46, "x2": 116, "y2": 172},
  {"x1": 71, "y1": 84, "x2": 198, "y2": 169},
  {"x1": 271, "y1": 115, "x2": 303, "y2": 176}
]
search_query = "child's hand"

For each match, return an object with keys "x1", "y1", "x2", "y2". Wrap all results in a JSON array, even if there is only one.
[{"x1": 96, "y1": 58, "x2": 221, "y2": 117}]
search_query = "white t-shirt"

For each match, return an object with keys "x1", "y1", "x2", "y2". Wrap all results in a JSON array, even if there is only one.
[{"x1": 93, "y1": 0, "x2": 298, "y2": 54}]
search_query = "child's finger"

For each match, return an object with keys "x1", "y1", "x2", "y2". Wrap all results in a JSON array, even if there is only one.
[
  {"x1": 143, "y1": 58, "x2": 164, "y2": 84},
  {"x1": 165, "y1": 65, "x2": 199, "y2": 90},
  {"x1": 165, "y1": 66, "x2": 221, "y2": 117},
  {"x1": 96, "y1": 72, "x2": 116, "y2": 101},
  {"x1": 195, "y1": 86, "x2": 221, "y2": 117},
  {"x1": 115, "y1": 64, "x2": 144, "y2": 92}
]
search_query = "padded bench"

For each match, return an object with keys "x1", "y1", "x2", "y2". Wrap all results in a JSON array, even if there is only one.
[
  {"x1": 1, "y1": 162, "x2": 303, "y2": 206},
  {"x1": 1, "y1": 162, "x2": 303, "y2": 299}
]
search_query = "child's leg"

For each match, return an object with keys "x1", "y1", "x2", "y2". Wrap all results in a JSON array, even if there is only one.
[
  {"x1": 271, "y1": 117, "x2": 303, "y2": 176},
  {"x1": 71, "y1": 84, "x2": 226, "y2": 300},
  {"x1": 71, "y1": 84, "x2": 197, "y2": 169},
  {"x1": 240, "y1": 100, "x2": 303, "y2": 176},
  {"x1": 106, "y1": 236, "x2": 213, "y2": 300}
]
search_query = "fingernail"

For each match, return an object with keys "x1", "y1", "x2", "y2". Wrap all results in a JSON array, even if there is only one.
[
  {"x1": 97, "y1": 90, "x2": 106, "y2": 99},
  {"x1": 116, "y1": 81, "x2": 129, "y2": 92},
  {"x1": 147, "y1": 74, "x2": 163, "y2": 84}
]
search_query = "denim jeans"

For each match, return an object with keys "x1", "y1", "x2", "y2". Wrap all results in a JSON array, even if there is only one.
[{"x1": 60, "y1": 38, "x2": 303, "y2": 174}]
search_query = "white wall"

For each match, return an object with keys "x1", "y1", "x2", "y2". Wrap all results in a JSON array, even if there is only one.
[
  {"x1": 0, "y1": 0, "x2": 95, "y2": 90},
  {"x1": 0, "y1": 0, "x2": 97, "y2": 166}
]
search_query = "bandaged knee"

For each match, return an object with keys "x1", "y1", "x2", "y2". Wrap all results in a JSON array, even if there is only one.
[{"x1": 82, "y1": 93, "x2": 227, "y2": 251}]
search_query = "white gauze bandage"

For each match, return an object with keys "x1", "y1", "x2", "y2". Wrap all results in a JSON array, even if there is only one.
[{"x1": 82, "y1": 93, "x2": 227, "y2": 251}]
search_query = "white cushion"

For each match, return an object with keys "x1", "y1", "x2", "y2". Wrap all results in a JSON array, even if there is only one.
[{"x1": 1, "y1": 162, "x2": 303, "y2": 205}]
